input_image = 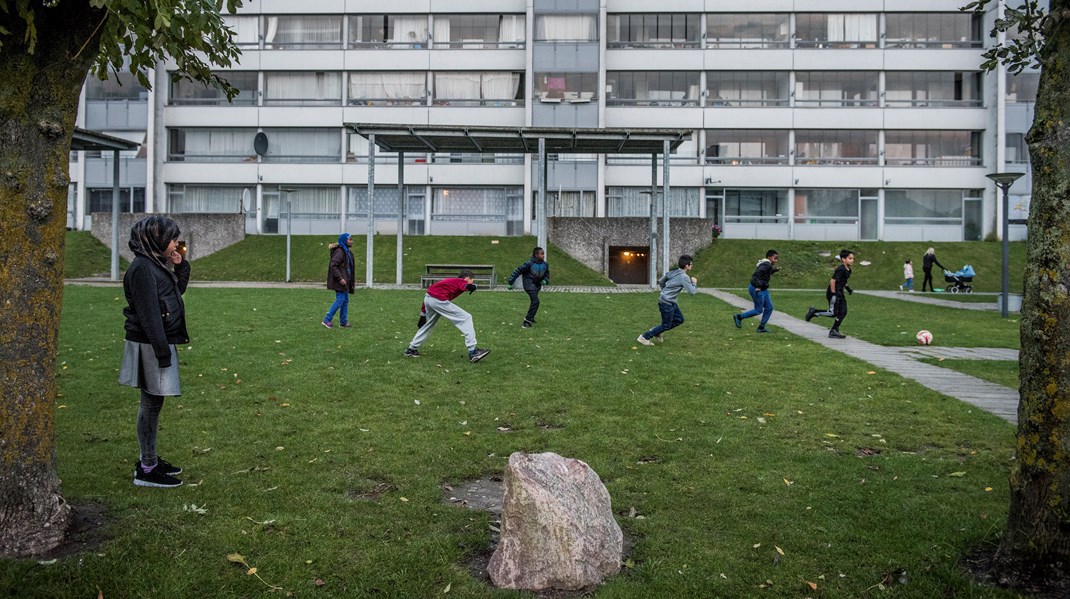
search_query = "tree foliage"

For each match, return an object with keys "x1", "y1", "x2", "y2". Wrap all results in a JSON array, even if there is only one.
[{"x1": 965, "y1": 0, "x2": 1054, "y2": 73}]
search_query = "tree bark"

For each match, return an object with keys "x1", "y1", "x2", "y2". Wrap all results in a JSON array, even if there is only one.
[
  {"x1": 0, "y1": 4, "x2": 104, "y2": 557},
  {"x1": 996, "y1": 0, "x2": 1070, "y2": 579}
]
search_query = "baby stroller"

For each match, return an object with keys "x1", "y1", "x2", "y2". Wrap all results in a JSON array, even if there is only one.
[{"x1": 944, "y1": 264, "x2": 975, "y2": 293}]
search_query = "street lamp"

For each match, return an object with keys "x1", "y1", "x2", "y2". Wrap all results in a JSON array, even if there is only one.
[{"x1": 985, "y1": 171, "x2": 1025, "y2": 317}]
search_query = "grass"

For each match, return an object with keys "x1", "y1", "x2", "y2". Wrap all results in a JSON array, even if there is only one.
[
  {"x1": 919, "y1": 359, "x2": 1021, "y2": 389},
  {"x1": 65, "y1": 231, "x2": 128, "y2": 278},
  {"x1": 0, "y1": 285, "x2": 1021, "y2": 598}
]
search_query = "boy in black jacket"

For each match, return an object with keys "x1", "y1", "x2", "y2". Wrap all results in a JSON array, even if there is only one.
[
  {"x1": 733, "y1": 249, "x2": 779, "y2": 333},
  {"x1": 805, "y1": 249, "x2": 854, "y2": 339},
  {"x1": 506, "y1": 246, "x2": 550, "y2": 328}
]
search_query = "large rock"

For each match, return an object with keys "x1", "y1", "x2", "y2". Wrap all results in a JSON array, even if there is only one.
[{"x1": 488, "y1": 452, "x2": 623, "y2": 591}]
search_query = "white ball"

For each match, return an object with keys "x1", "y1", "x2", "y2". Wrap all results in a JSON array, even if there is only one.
[{"x1": 916, "y1": 330, "x2": 933, "y2": 345}]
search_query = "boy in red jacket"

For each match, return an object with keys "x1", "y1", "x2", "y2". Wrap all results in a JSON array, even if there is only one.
[{"x1": 405, "y1": 269, "x2": 490, "y2": 362}]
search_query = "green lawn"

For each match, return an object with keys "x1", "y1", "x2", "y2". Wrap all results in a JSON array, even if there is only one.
[
  {"x1": 919, "y1": 359, "x2": 1021, "y2": 389},
  {"x1": 64, "y1": 231, "x2": 128, "y2": 278},
  {"x1": 1, "y1": 286, "x2": 1020, "y2": 598}
]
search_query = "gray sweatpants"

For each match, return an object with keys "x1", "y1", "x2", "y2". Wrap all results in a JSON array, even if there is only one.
[{"x1": 409, "y1": 295, "x2": 477, "y2": 351}]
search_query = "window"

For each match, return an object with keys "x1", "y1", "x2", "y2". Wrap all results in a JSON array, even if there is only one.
[
  {"x1": 548, "y1": 191, "x2": 596, "y2": 217},
  {"x1": 1006, "y1": 71, "x2": 1040, "y2": 103},
  {"x1": 534, "y1": 72, "x2": 597, "y2": 102},
  {"x1": 885, "y1": 131, "x2": 982, "y2": 166},
  {"x1": 263, "y1": 186, "x2": 340, "y2": 220},
  {"x1": 223, "y1": 15, "x2": 260, "y2": 48},
  {"x1": 88, "y1": 187, "x2": 145, "y2": 213},
  {"x1": 885, "y1": 72, "x2": 982, "y2": 107},
  {"x1": 349, "y1": 15, "x2": 430, "y2": 48},
  {"x1": 705, "y1": 130, "x2": 789, "y2": 164},
  {"x1": 607, "y1": 14, "x2": 700, "y2": 48},
  {"x1": 260, "y1": 128, "x2": 342, "y2": 163},
  {"x1": 707, "y1": 72, "x2": 789, "y2": 106},
  {"x1": 168, "y1": 128, "x2": 257, "y2": 162},
  {"x1": 263, "y1": 72, "x2": 342, "y2": 106},
  {"x1": 795, "y1": 130, "x2": 878, "y2": 165},
  {"x1": 793, "y1": 189, "x2": 860, "y2": 224},
  {"x1": 432, "y1": 187, "x2": 519, "y2": 222},
  {"x1": 886, "y1": 13, "x2": 982, "y2": 48},
  {"x1": 432, "y1": 15, "x2": 524, "y2": 49},
  {"x1": 705, "y1": 14, "x2": 789, "y2": 48},
  {"x1": 605, "y1": 187, "x2": 700, "y2": 217},
  {"x1": 722, "y1": 189, "x2": 788, "y2": 223},
  {"x1": 794, "y1": 72, "x2": 878, "y2": 107},
  {"x1": 170, "y1": 71, "x2": 258, "y2": 106},
  {"x1": 348, "y1": 72, "x2": 427, "y2": 105},
  {"x1": 433, "y1": 72, "x2": 523, "y2": 106},
  {"x1": 606, "y1": 72, "x2": 700, "y2": 106},
  {"x1": 168, "y1": 185, "x2": 248, "y2": 213},
  {"x1": 534, "y1": 15, "x2": 597, "y2": 41},
  {"x1": 796, "y1": 14, "x2": 878, "y2": 48},
  {"x1": 84, "y1": 71, "x2": 147, "y2": 100},
  {"x1": 1006, "y1": 133, "x2": 1029, "y2": 164},
  {"x1": 347, "y1": 186, "x2": 425, "y2": 219},
  {"x1": 885, "y1": 189, "x2": 967, "y2": 225},
  {"x1": 264, "y1": 15, "x2": 343, "y2": 49}
]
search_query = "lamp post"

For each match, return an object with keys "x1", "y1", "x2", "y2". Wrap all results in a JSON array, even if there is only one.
[
  {"x1": 985, "y1": 172, "x2": 1024, "y2": 317},
  {"x1": 280, "y1": 187, "x2": 295, "y2": 283}
]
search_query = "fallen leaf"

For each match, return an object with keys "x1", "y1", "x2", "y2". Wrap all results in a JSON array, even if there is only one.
[
  {"x1": 775, "y1": 546, "x2": 785, "y2": 556},
  {"x1": 227, "y1": 553, "x2": 247, "y2": 565},
  {"x1": 400, "y1": 497, "x2": 409, "y2": 502},
  {"x1": 867, "y1": 371, "x2": 876, "y2": 375},
  {"x1": 752, "y1": 543, "x2": 761, "y2": 549},
  {"x1": 414, "y1": 399, "x2": 421, "y2": 405},
  {"x1": 806, "y1": 581, "x2": 818, "y2": 590},
  {"x1": 314, "y1": 578, "x2": 325, "y2": 586},
  {"x1": 247, "y1": 567, "x2": 257, "y2": 576},
  {"x1": 783, "y1": 478, "x2": 793, "y2": 486},
  {"x1": 443, "y1": 582, "x2": 452, "y2": 593},
  {"x1": 949, "y1": 471, "x2": 966, "y2": 477}
]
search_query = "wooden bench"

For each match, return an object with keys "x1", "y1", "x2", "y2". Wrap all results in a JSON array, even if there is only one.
[{"x1": 421, "y1": 264, "x2": 497, "y2": 289}]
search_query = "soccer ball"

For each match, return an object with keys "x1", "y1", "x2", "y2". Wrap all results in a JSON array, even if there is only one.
[{"x1": 916, "y1": 330, "x2": 933, "y2": 345}]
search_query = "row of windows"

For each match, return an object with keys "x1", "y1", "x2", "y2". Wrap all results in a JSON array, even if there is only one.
[
  {"x1": 221, "y1": 13, "x2": 982, "y2": 50},
  {"x1": 165, "y1": 127, "x2": 984, "y2": 166}
]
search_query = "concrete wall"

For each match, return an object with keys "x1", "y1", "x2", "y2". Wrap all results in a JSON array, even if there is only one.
[
  {"x1": 91, "y1": 213, "x2": 245, "y2": 262},
  {"x1": 548, "y1": 217, "x2": 716, "y2": 275}
]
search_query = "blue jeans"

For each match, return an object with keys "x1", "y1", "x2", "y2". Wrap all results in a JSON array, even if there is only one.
[
  {"x1": 644, "y1": 301, "x2": 683, "y2": 339},
  {"x1": 740, "y1": 285, "x2": 773, "y2": 327},
  {"x1": 325, "y1": 291, "x2": 349, "y2": 324}
]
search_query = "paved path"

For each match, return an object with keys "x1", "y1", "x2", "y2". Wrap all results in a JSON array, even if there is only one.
[
  {"x1": 702, "y1": 288, "x2": 1020, "y2": 424},
  {"x1": 856, "y1": 289, "x2": 1003, "y2": 311}
]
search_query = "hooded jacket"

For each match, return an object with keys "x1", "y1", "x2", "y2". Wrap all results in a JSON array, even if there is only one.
[
  {"x1": 657, "y1": 267, "x2": 697, "y2": 304},
  {"x1": 749, "y1": 258, "x2": 779, "y2": 291},
  {"x1": 507, "y1": 257, "x2": 550, "y2": 291},
  {"x1": 327, "y1": 233, "x2": 355, "y2": 293},
  {"x1": 123, "y1": 256, "x2": 191, "y2": 368}
]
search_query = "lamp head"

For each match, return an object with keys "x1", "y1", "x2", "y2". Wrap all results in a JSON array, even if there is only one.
[{"x1": 986, "y1": 172, "x2": 1025, "y2": 189}]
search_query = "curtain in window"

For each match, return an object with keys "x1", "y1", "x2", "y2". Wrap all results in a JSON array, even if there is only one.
[
  {"x1": 263, "y1": 129, "x2": 341, "y2": 161},
  {"x1": 347, "y1": 187, "x2": 420, "y2": 217},
  {"x1": 268, "y1": 16, "x2": 340, "y2": 47},
  {"x1": 606, "y1": 188, "x2": 700, "y2": 217},
  {"x1": 499, "y1": 15, "x2": 525, "y2": 46},
  {"x1": 550, "y1": 191, "x2": 595, "y2": 217},
  {"x1": 182, "y1": 129, "x2": 255, "y2": 160},
  {"x1": 265, "y1": 73, "x2": 341, "y2": 102},
  {"x1": 170, "y1": 186, "x2": 245, "y2": 213},
  {"x1": 432, "y1": 17, "x2": 451, "y2": 45},
  {"x1": 844, "y1": 14, "x2": 877, "y2": 41},
  {"x1": 224, "y1": 16, "x2": 259, "y2": 46},
  {"x1": 281, "y1": 187, "x2": 340, "y2": 217},
  {"x1": 535, "y1": 15, "x2": 596, "y2": 40},
  {"x1": 482, "y1": 73, "x2": 520, "y2": 99},
  {"x1": 264, "y1": 17, "x2": 279, "y2": 46},
  {"x1": 435, "y1": 73, "x2": 482, "y2": 99},
  {"x1": 349, "y1": 73, "x2": 426, "y2": 100},
  {"x1": 391, "y1": 16, "x2": 428, "y2": 45}
]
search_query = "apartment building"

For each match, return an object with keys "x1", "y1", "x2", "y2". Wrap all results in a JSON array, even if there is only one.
[{"x1": 68, "y1": 0, "x2": 1035, "y2": 243}]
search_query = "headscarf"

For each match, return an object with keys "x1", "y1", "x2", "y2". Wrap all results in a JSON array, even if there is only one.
[
  {"x1": 129, "y1": 215, "x2": 180, "y2": 282},
  {"x1": 338, "y1": 232, "x2": 354, "y2": 275}
]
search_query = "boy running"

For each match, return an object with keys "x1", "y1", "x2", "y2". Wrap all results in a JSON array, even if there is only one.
[
  {"x1": 637, "y1": 255, "x2": 697, "y2": 346},
  {"x1": 506, "y1": 246, "x2": 550, "y2": 328},
  {"x1": 805, "y1": 249, "x2": 854, "y2": 339},
  {"x1": 734, "y1": 249, "x2": 779, "y2": 333},
  {"x1": 405, "y1": 269, "x2": 490, "y2": 362}
]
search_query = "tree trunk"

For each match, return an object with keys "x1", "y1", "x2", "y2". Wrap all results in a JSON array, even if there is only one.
[
  {"x1": 996, "y1": 0, "x2": 1070, "y2": 579},
  {"x1": 0, "y1": 5, "x2": 104, "y2": 557}
]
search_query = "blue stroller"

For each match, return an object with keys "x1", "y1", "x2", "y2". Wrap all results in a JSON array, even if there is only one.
[{"x1": 944, "y1": 264, "x2": 975, "y2": 293}]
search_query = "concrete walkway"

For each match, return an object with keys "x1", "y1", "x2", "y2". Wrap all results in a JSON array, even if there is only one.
[
  {"x1": 702, "y1": 288, "x2": 1020, "y2": 424},
  {"x1": 856, "y1": 289, "x2": 1004, "y2": 311}
]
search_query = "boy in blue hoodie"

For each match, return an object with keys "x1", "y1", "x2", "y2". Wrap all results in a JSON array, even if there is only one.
[
  {"x1": 506, "y1": 246, "x2": 550, "y2": 328},
  {"x1": 637, "y1": 255, "x2": 697, "y2": 346},
  {"x1": 322, "y1": 232, "x2": 355, "y2": 329}
]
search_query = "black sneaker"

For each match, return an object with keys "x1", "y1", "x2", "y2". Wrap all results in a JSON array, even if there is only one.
[
  {"x1": 805, "y1": 307, "x2": 817, "y2": 322},
  {"x1": 469, "y1": 348, "x2": 490, "y2": 363},
  {"x1": 133, "y1": 459, "x2": 181, "y2": 476},
  {"x1": 404, "y1": 347, "x2": 420, "y2": 358},
  {"x1": 134, "y1": 462, "x2": 183, "y2": 488},
  {"x1": 522, "y1": 320, "x2": 533, "y2": 328},
  {"x1": 756, "y1": 327, "x2": 770, "y2": 333},
  {"x1": 733, "y1": 314, "x2": 743, "y2": 329},
  {"x1": 828, "y1": 329, "x2": 846, "y2": 339}
]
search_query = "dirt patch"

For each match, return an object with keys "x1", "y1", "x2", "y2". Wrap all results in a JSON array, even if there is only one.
[
  {"x1": 443, "y1": 476, "x2": 504, "y2": 515},
  {"x1": 42, "y1": 502, "x2": 111, "y2": 560},
  {"x1": 346, "y1": 479, "x2": 396, "y2": 502},
  {"x1": 962, "y1": 547, "x2": 1070, "y2": 599}
]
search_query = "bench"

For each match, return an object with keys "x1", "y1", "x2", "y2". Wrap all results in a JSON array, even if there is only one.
[{"x1": 421, "y1": 264, "x2": 497, "y2": 289}]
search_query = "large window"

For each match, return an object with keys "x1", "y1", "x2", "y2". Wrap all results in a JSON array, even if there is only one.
[
  {"x1": 260, "y1": 128, "x2": 342, "y2": 163},
  {"x1": 432, "y1": 15, "x2": 524, "y2": 48},
  {"x1": 223, "y1": 15, "x2": 260, "y2": 48},
  {"x1": 885, "y1": 131, "x2": 982, "y2": 166},
  {"x1": 1006, "y1": 71, "x2": 1040, "y2": 103},
  {"x1": 722, "y1": 189, "x2": 788, "y2": 223},
  {"x1": 168, "y1": 128, "x2": 257, "y2": 162},
  {"x1": 534, "y1": 15, "x2": 597, "y2": 41},
  {"x1": 795, "y1": 130, "x2": 878, "y2": 165},
  {"x1": 706, "y1": 14, "x2": 789, "y2": 48},
  {"x1": 433, "y1": 72, "x2": 523, "y2": 106},
  {"x1": 88, "y1": 187, "x2": 145, "y2": 213},
  {"x1": 347, "y1": 187, "x2": 425, "y2": 219},
  {"x1": 885, "y1": 189, "x2": 970, "y2": 225},
  {"x1": 605, "y1": 187, "x2": 700, "y2": 217},
  {"x1": 705, "y1": 130, "x2": 789, "y2": 164},
  {"x1": 349, "y1": 15, "x2": 430, "y2": 48},
  {"x1": 1006, "y1": 133, "x2": 1030, "y2": 165},
  {"x1": 796, "y1": 14, "x2": 878, "y2": 48},
  {"x1": 885, "y1": 13, "x2": 982, "y2": 48},
  {"x1": 170, "y1": 71, "x2": 257, "y2": 106},
  {"x1": 168, "y1": 185, "x2": 247, "y2": 213},
  {"x1": 263, "y1": 72, "x2": 342, "y2": 106},
  {"x1": 432, "y1": 187, "x2": 519, "y2": 222},
  {"x1": 885, "y1": 72, "x2": 982, "y2": 107},
  {"x1": 606, "y1": 72, "x2": 700, "y2": 106},
  {"x1": 264, "y1": 15, "x2": 343, "y2": 49},
  {"x1": 348, "y1": 72, "x2": 427, "y2": 105},
  {"x1": 794, "y1": 72, "x2": 878, "y2": 107},
  {"x1": 535, "y1": 72, "x2": 597, "y2": 102},
  {"x1": 607, "y1": 14, "x2": 700, "y2": 48},
  {"x1": 84, "y1": 71, "x2": 146, "y2": 100},
  {"x1": 263, "y1": 186, "x2": 340, "y2": 220},
  {"x1": 793, "y1": 189, "x2": 860, "y2": 224},
  {"x1": 707, "y1": 71, "x2": 789, "y2": 106}
]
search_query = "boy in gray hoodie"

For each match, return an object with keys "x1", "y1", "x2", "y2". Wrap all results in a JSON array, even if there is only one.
[{"x1": 637, "y1": 255, "x2": 697, "y2": 346}]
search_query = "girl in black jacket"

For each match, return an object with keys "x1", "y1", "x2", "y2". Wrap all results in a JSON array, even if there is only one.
[{"x1": 119, "y1": 216, "x2": 190, "y2": 488}]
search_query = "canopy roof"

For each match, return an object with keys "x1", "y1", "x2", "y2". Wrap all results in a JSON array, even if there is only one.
[
  {"x1": 344, "y1": 123, "x2": 692, "y2": 155},
  {"x1": 71, "y1": 127, "x2": 140, "y2": 152}
]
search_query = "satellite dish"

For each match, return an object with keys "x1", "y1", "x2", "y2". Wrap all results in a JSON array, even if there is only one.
[
  {"x1": 253, "y1": 132, "x2": 269, "y2": 156},
  {"x1": 241, "y1": 188, "x2": 251, "y2": 214}
]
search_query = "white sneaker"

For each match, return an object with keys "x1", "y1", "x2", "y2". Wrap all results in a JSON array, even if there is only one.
[
  {"x1": 899, "y1": 284, "x2": 904, "y2": 291},
  {"x1": 636, "y1": 335, "x2": 653, "y2": 346}
]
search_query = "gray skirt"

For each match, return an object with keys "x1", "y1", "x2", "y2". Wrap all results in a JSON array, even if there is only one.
[{"x1": 119, "y1": 341, "x2": 182, "y2": 396}]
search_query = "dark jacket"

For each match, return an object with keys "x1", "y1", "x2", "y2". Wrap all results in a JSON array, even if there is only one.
[
  {"x1": 507, "y1": 258, "x2": 550, "y2": 291},
  {"x1": 749, "y1": 259, "x2": 779, "y2": 291},
  {"x1": 922, "y1": 253, "x2": 945, "y2": 272},
  {"x1": 123, "y1": 255, "x2": 191, "y2": 368},
  {"x1": 327, "y1": 243, "x2": 355, "y2": 293}
]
